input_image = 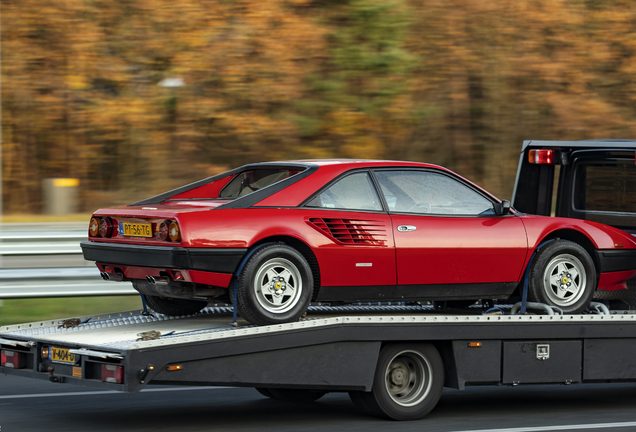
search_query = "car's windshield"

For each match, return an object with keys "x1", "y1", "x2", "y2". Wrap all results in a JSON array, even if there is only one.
[{"x1": 219, "y1": 168, "x2": 301, "y2": 198}]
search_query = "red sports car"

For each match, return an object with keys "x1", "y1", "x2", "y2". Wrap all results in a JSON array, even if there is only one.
[{"x1": 81, "y1": 160, "x2": 636, "y2": 325}]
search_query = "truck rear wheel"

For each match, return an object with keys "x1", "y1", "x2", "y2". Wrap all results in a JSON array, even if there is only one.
[
  {"x1": 528, "y1": 240, "x2": 597, "y2": 314},
  {"x1": 143, "y1": 295, "x2": 208, "y2": 316},
  {"x1": 237, "y1": 244, "x2": 313, "y2": 326},
  {"x1": 349, "y1": 343, "x2": 444, "y2": 420}
]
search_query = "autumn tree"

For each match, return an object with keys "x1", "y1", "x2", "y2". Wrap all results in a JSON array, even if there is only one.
[{"x1": 3, "y1": 0, "x2": 636, "y2": 212}]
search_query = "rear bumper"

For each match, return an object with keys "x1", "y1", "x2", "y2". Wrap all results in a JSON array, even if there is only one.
[{"x1": 81, "y1": 241, "x2": 247, "y2": 274}]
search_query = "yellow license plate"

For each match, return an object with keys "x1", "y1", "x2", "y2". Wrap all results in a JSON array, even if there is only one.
[
  {"x1": 121, "y1": 222, "x2": 152, "y2": 237},
  {"x1": 50, "y1": 347, "x2": 78, "y2": 364}
]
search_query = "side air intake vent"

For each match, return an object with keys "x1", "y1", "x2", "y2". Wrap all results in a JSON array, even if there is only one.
[{"x1": 307, "y1": 218, "x2": 387, "y2": 246}]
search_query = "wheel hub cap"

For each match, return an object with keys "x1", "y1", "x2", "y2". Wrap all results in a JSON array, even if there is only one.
[
  {"x1": 390, "y1": 368, "x2": 407, "y2": 386},
  {"x1": 384, "y1": 351, "x2": 434, "y2": 408},
  {"x1": 543, "y1": 254, "x2": 587, "y2": 306},
  {"x1": 254, "y1": 258, "x2": 303, "y2": 314}
]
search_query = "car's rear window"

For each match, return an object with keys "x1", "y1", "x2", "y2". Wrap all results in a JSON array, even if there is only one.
[{"x1": 219, "y1": 169, "x2": 301, "y2": 198}]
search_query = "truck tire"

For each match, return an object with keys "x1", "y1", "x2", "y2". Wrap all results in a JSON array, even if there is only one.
[
  {"x1": 144, "y1": 295, "x2": 208, "y2": 316},
  {"x1": 528, "y1": 239, "x2": 597, "y2": 314},
  {"x1": 237, "y1": 244, "x2": 313, "y2": 326},
  {"x1": 349, "y1": 343, "x2": 444, "y2": 420},
  {"x1": 257, "y1": 388, "x2": 327, "y2": 402}
]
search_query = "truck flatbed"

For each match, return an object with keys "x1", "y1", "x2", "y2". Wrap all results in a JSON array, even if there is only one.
[{"x1": 4, "y1": 304, "x2": 636, "y2": 420}]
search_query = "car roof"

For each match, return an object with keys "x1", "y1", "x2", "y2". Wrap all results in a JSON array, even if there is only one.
[
  {"x1": 132, "y1": 159, "x2": 461, "y2": 208},
  {"x1": 270, "y1": 159, "x2": 443, "y2": 170}
]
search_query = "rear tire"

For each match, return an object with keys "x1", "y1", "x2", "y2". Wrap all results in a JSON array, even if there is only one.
[
  {"x1": 143, "y1": 295, "x2": 208, "y2": 316},
  {"x1": 528, "y1": 239, "x2": 597, "y2": 314},
  {"x1": 349, "y1": 343, "x2": 444, "y2": 420},
  {"x1": 237, "y1": 244, "x2": 313, "y2": 325}
]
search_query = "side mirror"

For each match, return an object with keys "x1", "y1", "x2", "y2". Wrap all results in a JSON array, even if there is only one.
[{"x1": 494, "y1": 199, "x2": 511, "y2": 216}]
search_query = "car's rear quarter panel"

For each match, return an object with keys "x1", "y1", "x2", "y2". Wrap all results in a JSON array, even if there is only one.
[{"x1": 177, "y1": 208, "x2": 397, "y2": 287}]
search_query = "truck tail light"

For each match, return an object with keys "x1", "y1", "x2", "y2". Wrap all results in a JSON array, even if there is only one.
[
  {"x1": 101, "y1": 364, "x2": 124, "y2": 383},
  {"x1": 1, "y1": 350, "x2": 26, "y2": 369},
  {"x1": 529, "y1": 149, "x2": 556, "y2": 165}
]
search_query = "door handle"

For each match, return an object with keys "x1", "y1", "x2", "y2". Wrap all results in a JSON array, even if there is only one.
[{"x1": 397, "y1": 225, "x2": 417, "y2": 232}]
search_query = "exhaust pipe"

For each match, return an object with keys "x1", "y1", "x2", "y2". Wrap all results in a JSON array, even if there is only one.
[
  {"x1": 146, "y1": 275, "x2": 169, "y2": 286},
  {"x1": 101, "y1": 271, "x2": 124, "y2": 282}
]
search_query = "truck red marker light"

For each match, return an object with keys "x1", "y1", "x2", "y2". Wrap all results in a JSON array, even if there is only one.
[{"x1": 528, "y1": 149, "x2": 555, "y2": 164}]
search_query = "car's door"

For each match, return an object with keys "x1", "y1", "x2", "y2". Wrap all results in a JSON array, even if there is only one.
[
  {"x1": 303, "y1": 170, "x2": 396, "y2": 295},
  {"x1": 373, "y1": 169, "x2": 528, "y2": 299}
]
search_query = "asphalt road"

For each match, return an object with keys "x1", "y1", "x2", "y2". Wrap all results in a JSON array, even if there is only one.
[{"x1": 2, "y1": 374, "x2": 636, "y2": 432}]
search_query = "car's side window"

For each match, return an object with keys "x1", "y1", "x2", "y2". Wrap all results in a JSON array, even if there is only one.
[
  {"x1": 305, "y1": 172, "x2": 383, "y2": 211},
  {"x1": 374, "y1": 170, "x2": 494, "y2": 215}
]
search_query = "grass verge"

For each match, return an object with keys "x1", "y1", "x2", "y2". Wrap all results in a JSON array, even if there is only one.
[{"x1": 0, "y1": 296, "x2": 144, "y2": 326}]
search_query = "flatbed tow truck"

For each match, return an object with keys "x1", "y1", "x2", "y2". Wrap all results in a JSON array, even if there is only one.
[{"x1": 3, "y1": 139, "x2": 636, "y2": 421}]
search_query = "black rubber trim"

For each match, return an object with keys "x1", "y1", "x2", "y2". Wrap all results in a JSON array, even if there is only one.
[
  {"x1": 81, "y1": 241, "x2": 247, "y2": 274},
  {"x1": 314, "y1": 282, "x2": 519, "y2": 302},
  {"x1": 130, "y1": 162, "x2": 317, "y2": 207},
  {"x1": 596, "y1": 249, "x2": 636, "y2": 273}
]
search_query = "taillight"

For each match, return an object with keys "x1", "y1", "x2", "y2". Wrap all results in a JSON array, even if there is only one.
[
  {"x1": 89, "y1": 218, "x2": 100, "y2": 237},
  {"x1": 158, "y1": 221, "x2": 170, "y2": 241},
  {"x1": 1, "y1": 350, "x2": 26, "y2": 369},
  {"x1": 101, "y1": 364, "x2": 124, "y2": 383},
  {"x1": 169, "y1": 221, "x2": 181, "y2": 242},
  {"x1": 98, "y1": 217, "x2": 114, "y2": 238},
  {"x1": 528, "y1": 149, "x2": 556, "y2": 165},
  {"x1": 158, "y1": 221, "x2": 181, "y2": 242}
]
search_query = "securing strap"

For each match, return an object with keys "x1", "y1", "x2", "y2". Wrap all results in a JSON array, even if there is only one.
[
  {"x1": 139, "y1": 293, "x2": 154, "y2": 316},
  {"x1": 518, "y1": 239, "x2": 555, "y2": 314}
]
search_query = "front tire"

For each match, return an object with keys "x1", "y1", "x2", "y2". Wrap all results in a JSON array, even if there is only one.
[
  {"x1": 237, "y1": 244, "x2": 313, "y2": 326},
  {"x1": 528, "y1": 239, "x2": 597, "y2": 314},
  {"x1": 349, "y1": 343, "x2": 444, "y2": 420}
]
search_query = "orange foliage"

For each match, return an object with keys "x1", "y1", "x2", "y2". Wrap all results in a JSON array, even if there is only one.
[{"x1": 3, "y1": 0, "x2": 636, "y2": 211}]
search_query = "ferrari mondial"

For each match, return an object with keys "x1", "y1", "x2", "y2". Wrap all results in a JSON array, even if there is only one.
[{"x1": 81, "y1": 160, "x2": 636, "y2": 325}]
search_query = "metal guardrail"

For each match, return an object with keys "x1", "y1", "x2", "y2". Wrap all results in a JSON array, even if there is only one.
[
  {"x1": 1, "y1": 223, "x2": 635, "y2": 303},
  {"x1": 0, "y1": 223, "x2": 136, "y2": 298}
]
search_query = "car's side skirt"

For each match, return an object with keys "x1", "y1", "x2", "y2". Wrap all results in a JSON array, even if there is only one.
[{"x1": 314, "y1": 282, "x2": 519, "y2": 302}]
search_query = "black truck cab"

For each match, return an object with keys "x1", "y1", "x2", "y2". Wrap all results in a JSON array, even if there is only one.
[{"x1": 513, "y1": 139, "x2": 636, "y2": 235}]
